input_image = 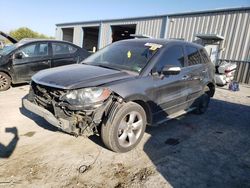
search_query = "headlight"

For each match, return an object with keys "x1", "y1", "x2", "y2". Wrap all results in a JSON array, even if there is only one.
[{"x1": 63, "y1": 87, "x2": 111, "y2": 106}]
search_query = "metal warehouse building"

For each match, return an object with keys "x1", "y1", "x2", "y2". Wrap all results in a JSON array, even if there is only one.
[{"x1": 56, "y1": 7, "x2": 250, "y2": 84}]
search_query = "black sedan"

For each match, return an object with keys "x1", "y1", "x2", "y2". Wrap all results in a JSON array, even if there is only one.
[{"x1": 0, "y1": 32, "x2": 90, "y2": 91}]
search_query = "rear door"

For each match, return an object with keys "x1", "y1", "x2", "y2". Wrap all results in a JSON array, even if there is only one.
[
  {"x1": 51, "y1": 42, "x2": 79, "y2": 67},
  {"x1": 184, "y1": 45, "x2": 206, "y2": 102},
  {"x1": 12, "y1": 42, "x2": 51, "y2": 82},
  {"x1": 150, "y1": 45, "x2": 188, "y2": 120}
]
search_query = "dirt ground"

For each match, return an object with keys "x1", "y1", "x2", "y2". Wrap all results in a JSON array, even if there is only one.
[{"x1": 0, "y1": 84, "x2": 250, "y2": 188}]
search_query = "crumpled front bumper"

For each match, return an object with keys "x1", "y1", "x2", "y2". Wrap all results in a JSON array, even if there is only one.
[{"x1": 23, "y1": 99, "x2": 72, "y2": 133}]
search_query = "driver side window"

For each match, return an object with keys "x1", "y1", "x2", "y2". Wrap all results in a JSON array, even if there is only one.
[
  {"x1": 21, "y1": 44, "x2": 36, "y2": 57},
  {"x1": 154, "y1": 45, "x2": 184, "y2": 72},
  {"x1": 13, "y1": 43, "x2": 49, "y2": 64}
]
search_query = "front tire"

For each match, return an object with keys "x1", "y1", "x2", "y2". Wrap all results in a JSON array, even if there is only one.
[
  {"x1": 0, "y1": 72, "x2": 11, "y2": 91},
  {"x1": 101, "y1": 102, "x2": 146, "y2": 153}
]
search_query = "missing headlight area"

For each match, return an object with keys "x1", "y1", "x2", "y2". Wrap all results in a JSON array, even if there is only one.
[{"x1": 27, "y1": 82, "x2": 118, "y2": 136}]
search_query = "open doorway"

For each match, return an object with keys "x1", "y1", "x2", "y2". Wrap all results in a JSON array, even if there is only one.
[
  {"x1": 195, "y1": 34, "x2": 224, "y2": 65},
  {"x1": 111, "y1": 24, "x2": 136, "y2": 43},
  {"x1": 82, "y1": 27, "x2": 100, "y2": 52},
  {"x1": 62, "y1": 28, "x2": 74, "y2": 43},
  {"x1": 204, "y1": 44, "x2": 219, "y2": 65}
]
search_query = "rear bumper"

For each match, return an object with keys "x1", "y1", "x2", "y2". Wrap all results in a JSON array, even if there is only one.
[{"x1": 22, "y1": 99, "x2": 72, "y2": 133}]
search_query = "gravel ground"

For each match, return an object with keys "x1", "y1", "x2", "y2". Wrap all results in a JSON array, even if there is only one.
[{"x1": 0, "y1": 84, "x2": 249, "y2": 188}]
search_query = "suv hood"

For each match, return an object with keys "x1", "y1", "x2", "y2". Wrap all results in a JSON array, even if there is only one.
[
  {"x1": 32, "y1": 64, "x2": 134, "y2": 89},
  {"x1": 0, "y1": 31, "x2": 18, "y2": 44}
]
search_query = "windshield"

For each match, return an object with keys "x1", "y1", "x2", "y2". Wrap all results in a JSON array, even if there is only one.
[
  {"x1": 82, "y1": 41, "x2": 160, "y2": 73},
  {"x1": 0, "y1": 44, "x2": 16, "y2": 56}
]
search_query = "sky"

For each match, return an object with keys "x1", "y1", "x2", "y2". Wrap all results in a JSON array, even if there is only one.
[{"x1": 1, "y1": 0, "x2": 249, "y2": 37}]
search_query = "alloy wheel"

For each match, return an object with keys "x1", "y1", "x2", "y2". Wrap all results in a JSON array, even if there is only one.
[
  {"x1": 117, "y1": 111, "x2": 143, "y2": 147},
  {"x1": 0, "y1": 74, "x2": 8, "y2": 90}
]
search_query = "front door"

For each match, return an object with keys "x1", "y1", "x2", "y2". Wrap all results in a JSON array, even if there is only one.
[
  {"x1": 150, "y1": 45, "x2": 188, "y2": 122},
  {"x1": 12, "y1": 42, "x2": 51, "y2": 82}
]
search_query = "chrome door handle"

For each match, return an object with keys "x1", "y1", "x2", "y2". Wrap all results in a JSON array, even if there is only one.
[
  {"x1": 193, "y1": 76, "x2": 202, "y2": 80},
  {"x1": 41, "y1": 60, "x2": 51, "y2": 65},
  {"x1": 182, "y1": 75, "x2": 190, "y2": 80},
  {"x1": 202, "y1": 69, "x2": 207, "y2": 73}
]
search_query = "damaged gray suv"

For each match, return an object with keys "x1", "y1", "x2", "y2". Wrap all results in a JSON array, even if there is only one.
[{"x1": 23, "y1": 39, "x2": 215, "y2": 152}]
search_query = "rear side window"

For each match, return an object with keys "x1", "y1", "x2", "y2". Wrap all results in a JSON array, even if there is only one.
[
  {"x1": 52, "y1": 43, "x2": 77, "y2": 55},
  {"x1": 200, "y1": 48, "x2": 210, "y2": 64},
  {"x1": 186, "y1": 46, "x2": 201, "y2": 66},
  {"x1": 155, "y1": 45, "x2": 185, "y2": 72}
]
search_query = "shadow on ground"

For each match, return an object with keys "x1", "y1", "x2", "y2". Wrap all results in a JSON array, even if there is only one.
[
  {"x1": 0, "y1": 127, "x2": 19, "y2": 158},
  {"x1": 143, "y1": 98, "x2": 250, "y2": 187},
  {"x1": 18, "y1": 91, "x2": 250, "y2": 187},
  {"x1": 12, "y1": 83, "x2": 29, "y2": 88}
]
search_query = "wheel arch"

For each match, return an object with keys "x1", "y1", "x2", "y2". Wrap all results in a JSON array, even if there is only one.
[
  {"x1": 123, "y1": 94, "x2": 153, "y2": 126},
  {"x1": 0, "y1": 69, "x2": 12, "y2": 82},
  {"x1": 205, "y1": 82, "x2": 215, "y2": 97}
]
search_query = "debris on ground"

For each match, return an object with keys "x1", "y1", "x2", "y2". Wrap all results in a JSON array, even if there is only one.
[
  {"x1": 0, "y1": 85, "x2": 250, "y2": 187},
  {"x1": 114, "y1": 165, "x2": 155, "y2": 188},
  {"x1": 22, "y1": 131, "x2": 36, "y2": 137}
]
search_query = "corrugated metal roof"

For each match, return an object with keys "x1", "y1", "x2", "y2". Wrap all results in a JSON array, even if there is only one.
[
  {"x1": 167, "y1": 6, "x2": 250, "y2": 16},
  {"x1": 56, "y1": 15, "x2": 166, "y2": 26},
  {"x1": 56, "y1": 6, "x2": 250, "y2": 26}
]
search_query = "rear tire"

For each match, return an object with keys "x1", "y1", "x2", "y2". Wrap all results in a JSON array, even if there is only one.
[
  {"x1": 0, "y1": 72, "x2": 11, "y2": 91},
  {"x1": 194, "y1": 93, "x2": 210, "y2": 114},
  {"x1": 101, "y1": 102, "x2": 146, "y2": 153}
]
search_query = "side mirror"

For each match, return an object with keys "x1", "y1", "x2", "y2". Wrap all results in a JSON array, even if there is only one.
[
  {"x1": 162, "y1": 66, "x2": 181, "y2": 75},
  {"x1": 14, "y1": 52, "x2": 23, "y2": 59}
]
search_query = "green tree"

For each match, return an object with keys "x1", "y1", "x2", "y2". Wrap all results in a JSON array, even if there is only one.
[{"x1": 9, "y1": 27, "x2": 53, "y2": 41}]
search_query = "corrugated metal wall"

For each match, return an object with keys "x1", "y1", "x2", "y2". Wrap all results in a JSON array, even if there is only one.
[
  {"x1": 167, "y1": 10, "x2": 250, "y2": 62},
  {"x1": 99, "y1": 17, "x2": 166, "y2": 48},
  {"x1": 56, "y1": 8, "x2": 250, "y2": 84},
  {"x1": 56, "y1": 17, "x2": 167, "y2": 49}
]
